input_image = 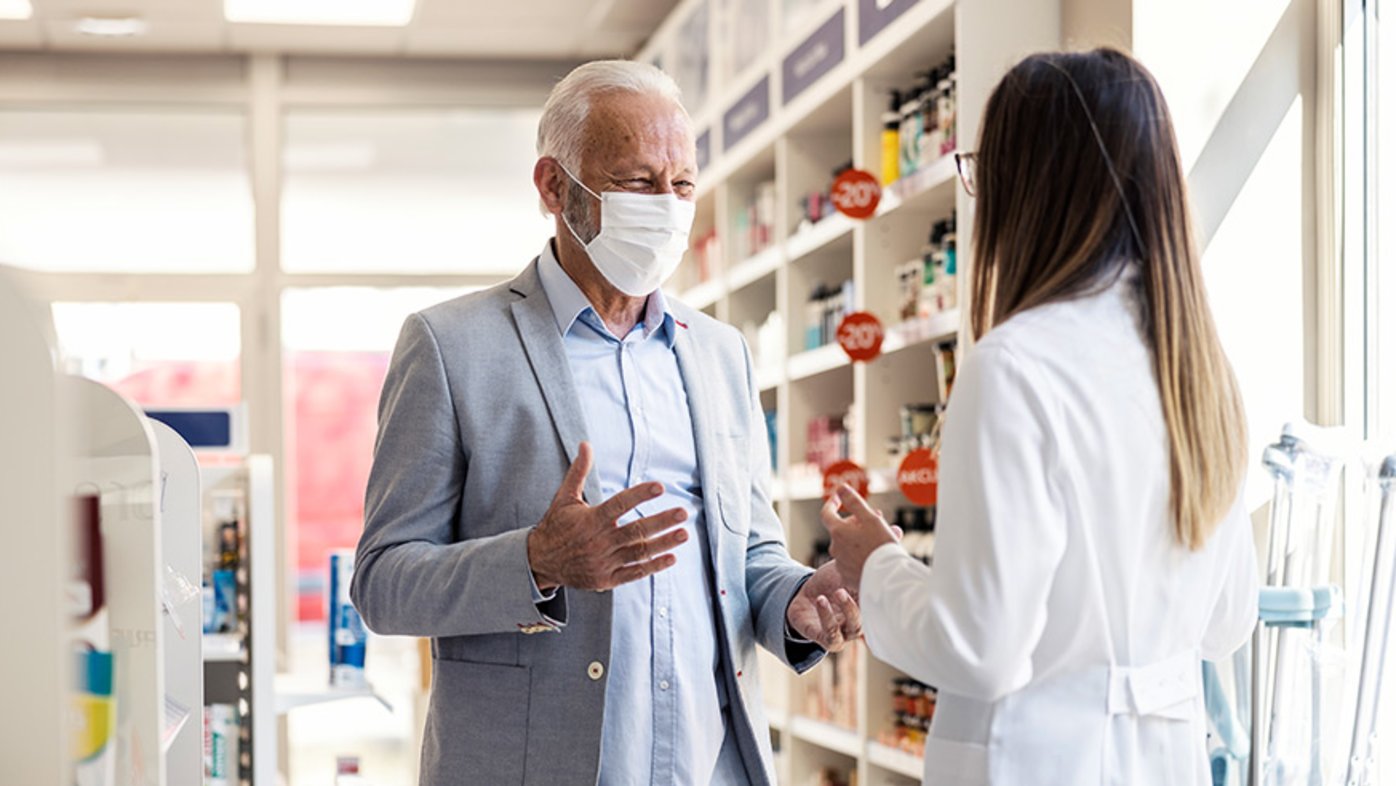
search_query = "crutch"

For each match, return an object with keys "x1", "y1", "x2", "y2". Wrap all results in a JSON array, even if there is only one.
[{"x1": 1343, "y1": 451, "x2": 1396, "y2": 786}]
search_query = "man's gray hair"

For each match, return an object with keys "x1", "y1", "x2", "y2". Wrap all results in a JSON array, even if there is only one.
[{"x1": 537, "y1": 59, "x2": 686, "y2": 177}]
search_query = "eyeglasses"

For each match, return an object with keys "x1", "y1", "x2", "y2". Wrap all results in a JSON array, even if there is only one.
[{"x1": 954, "y1": 151, "x2": 977, "y2": 197}]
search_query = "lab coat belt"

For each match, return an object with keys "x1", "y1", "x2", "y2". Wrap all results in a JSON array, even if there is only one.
[{"x1": 1106, "y1": 649, "x2": 1199, "y2": 720}]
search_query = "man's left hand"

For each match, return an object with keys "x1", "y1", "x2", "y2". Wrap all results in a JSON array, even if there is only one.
[{"x1": 786, "y1": 562, "x2": 862, "y2": 653}]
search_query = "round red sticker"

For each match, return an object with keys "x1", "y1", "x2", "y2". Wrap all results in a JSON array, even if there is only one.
[
  {"x1": 830, "y1": 168, "x2": 882, "y2": 219},
  {"x1": 897, "y1": 448, "x2": 938, "y2": 506},
  {"x1": 822, "y1": 460, "x2": 869, "y2": 500},
  {"x1": 836, "y1": 311, "x2": 884, "y2": 362}
]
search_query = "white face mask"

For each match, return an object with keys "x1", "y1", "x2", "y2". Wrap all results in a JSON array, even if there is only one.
[{"x1": 558, "y1": 165, "x2": 695, "y2": 297}]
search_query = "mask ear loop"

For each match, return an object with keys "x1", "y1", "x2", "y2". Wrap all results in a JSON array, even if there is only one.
[
  {"x1": 1045, "y1": 60, "x2": 1147, "y2": 258},
  {"x1": 554, "y1": 160, "x2": 602, "y2": 247}
]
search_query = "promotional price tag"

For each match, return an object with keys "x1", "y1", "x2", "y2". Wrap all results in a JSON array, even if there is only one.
[
  {"x1": 830, "y1": 168, "x2": 882, "y2": 219},
  {"x1": 822, "y1": 460, "x2": 869, "y2": 500},
  {"x1": 897, "y1": 448, "x2": 939, "y2": 506},
  {"x1": 836, "y1": 311, "x2": 884, "y2": 362}
]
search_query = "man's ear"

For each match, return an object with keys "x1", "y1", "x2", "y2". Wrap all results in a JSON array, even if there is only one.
[{"x1": 534, "y1": 157, "x2": 566, "y2": 216}]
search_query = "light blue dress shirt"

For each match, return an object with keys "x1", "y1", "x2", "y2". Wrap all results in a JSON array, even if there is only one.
[{"x1": 536, "y1": 242, "x2": 737, "y2": 785}]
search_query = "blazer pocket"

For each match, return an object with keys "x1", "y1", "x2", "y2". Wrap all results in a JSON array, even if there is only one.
[
  {"x1": 422, "y1": 659, "x2": 531, "y2": 786},
  {"x1": 716, "y1": 435, "x2": 751, "y2": 535},
  {"x1": 922, "y1": 736, "x2": 988, "y2": 786}
]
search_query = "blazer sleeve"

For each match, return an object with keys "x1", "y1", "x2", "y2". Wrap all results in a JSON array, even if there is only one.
[
  {"x1": 859, "y1": 343, "x2": 1068, "y2": 701},
  {"x1": 351, "y1": 313, "x2": 566, "y2": 638},
  {"x1": 733, "y1": 337, "x2": 822, "y2": 673},
  {"x1": 1201, "y1": 495, "x2": 1259, "y2": 661}
]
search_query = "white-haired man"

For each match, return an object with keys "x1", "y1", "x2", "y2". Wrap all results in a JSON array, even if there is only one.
[{"x1": 352, "y1": 60, "x2": 863, "y2": 785}]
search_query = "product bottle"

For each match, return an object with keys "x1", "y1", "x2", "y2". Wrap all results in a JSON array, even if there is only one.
[
  {"x1": 942, "y1": 216, "x2": 958, "y2": 309},
  {"x1": 881, "y1": 90, "x2": 901, "y2": 186},
  {"x1": 917, "y1": 71, "x2": 940, "y2": 171},
  {"x1": 807, "y1": 286, "x2": 826, "y2": 350},
  {"x1": 898, "y1": 87, "x2": 922, "y2": 178}
]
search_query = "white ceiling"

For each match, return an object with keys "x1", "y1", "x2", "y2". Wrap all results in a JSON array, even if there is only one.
[{"x1": 0, "y1": 0, "x2": 679, "y2": 59}]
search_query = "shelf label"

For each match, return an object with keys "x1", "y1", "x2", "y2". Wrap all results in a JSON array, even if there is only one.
[
  {"x1": 836, "y1": 311, "x2": 884, "y2": 362},
  {"x1": 782, "y1": 8, "x2": 846, "y2": 105},
  {"x1": 858, "y1": 0, "x2": 921, "y2": 46},
  {"x1": 823, "y1": 460, "x2": 870, "y2": 500},
  {"x1": 696, "y1": 129, "x2": 711, "y2": 172},
  {"x1": 897, "y1": 448, "x2": 938, "y2": 506},
  {"x1": 831, "y1": 168, "x2": 881, "y2": 219},
  {"x1": 723, "y1": 75, "x2": 771, "y2": 151}
]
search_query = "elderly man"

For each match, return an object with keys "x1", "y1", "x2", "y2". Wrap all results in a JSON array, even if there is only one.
[{"x1": 352, "y1": 60, "x2": 862, "y2": 785}]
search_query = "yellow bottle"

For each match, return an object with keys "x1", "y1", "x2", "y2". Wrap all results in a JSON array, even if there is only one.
[{"x1": 881, "y1": 90, "x2": 901, "y2": 186}]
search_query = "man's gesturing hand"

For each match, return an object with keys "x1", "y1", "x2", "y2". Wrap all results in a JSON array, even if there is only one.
[{"x1": 527, "y1": 442, "x2": 690, "y2": 592}]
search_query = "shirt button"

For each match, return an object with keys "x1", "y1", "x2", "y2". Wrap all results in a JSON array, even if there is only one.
[
  {"x1": 588, "y1": 661, "x2": 605, "y2": 681},
  {"x1": 659, "y1": 679, "x2": 670, "y2": 691},
  {"x1": 658, "y1": 607, "x2": 669, "y2": 619}
]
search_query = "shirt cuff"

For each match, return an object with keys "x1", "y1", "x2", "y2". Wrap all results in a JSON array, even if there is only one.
[{"x1": 525, "y1": 543, "x2": 566, "y2": 630}]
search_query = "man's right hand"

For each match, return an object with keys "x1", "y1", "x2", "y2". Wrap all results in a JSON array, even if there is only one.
[{"x1": 527, "y1": 441, "x2": 689, "y2": 592}]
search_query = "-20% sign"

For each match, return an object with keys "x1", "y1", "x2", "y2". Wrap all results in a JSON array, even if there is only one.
[
  {"x1": 836, "y1": 311, "x2": 884, "y2": 363},
  {"x1": 830, "y1": 168, "x2": 882, "y2": 220}
]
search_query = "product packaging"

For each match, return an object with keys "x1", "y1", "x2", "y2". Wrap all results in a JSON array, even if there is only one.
[
  {"x1": 205, "y1": 702, "x2": 239, "y2": 786},
  {"x1": 329, "y1": 549, "x2": 368, "y2": 688}
]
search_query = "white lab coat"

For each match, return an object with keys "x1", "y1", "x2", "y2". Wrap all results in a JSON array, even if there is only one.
[{"x1": 861, "y1": 274, "x2": 1259, "y2": 786}]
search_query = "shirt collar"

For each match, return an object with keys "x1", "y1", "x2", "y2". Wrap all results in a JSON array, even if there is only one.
[{"x1": 535, "y1": 239, "x2": 677, "y2": 346}]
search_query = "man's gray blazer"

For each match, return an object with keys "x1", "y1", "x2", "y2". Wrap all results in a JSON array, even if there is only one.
[{"x1": 352, "y1": 258, "x2": 819, "y2": 785}]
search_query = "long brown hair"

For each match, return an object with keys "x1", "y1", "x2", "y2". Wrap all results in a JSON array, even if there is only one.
[{"x1": 970, "y1": 48, "x2": 1246, "y2": 550}]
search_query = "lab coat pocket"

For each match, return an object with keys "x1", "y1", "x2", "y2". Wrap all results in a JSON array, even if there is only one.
[{"x1": 922, "y1": 736, "x2": 988, "y2": 786}]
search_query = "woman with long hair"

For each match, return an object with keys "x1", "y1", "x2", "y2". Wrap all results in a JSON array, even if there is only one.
[{"x1": 823, "y1": 48, "x2": 1258, "y2": 785}]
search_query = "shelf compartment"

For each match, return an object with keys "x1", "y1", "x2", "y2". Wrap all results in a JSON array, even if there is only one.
[
  {"x1": 787, "y1": 213, "x2": 855, "y2": 263},
  {"x1": 789, "y1": 715, "x2": 862, "y2": 758},
  {"x1": 867, "y1": 741, "x2": 925, "y2": 780},
  {"x1": 274, "y1": 675, "x2": 392, "y2": 715},
  {"x1": 787, "y1": 343, "x2": 850, "y2": 381}
]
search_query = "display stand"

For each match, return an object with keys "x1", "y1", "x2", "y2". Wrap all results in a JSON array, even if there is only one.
[
  {"x1": 642, "y1": 1, "x2": 1062, "y2": 783},
  {"x1": 69, "y1": 376, "x2": 167, "y2": 786},
  {"x1": 0, "y1": 266, "x2": 70, "y2": 785},
  {"x1": 201, "y1": 456, "x2": 278, "y2": 786},
  {"x1": 150, "y1": 421, "x2": 203, "y2": 776}
]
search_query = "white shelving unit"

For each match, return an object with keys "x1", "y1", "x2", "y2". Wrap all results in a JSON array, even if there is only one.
[
  {"x1": 645, "y1": 0, "x2": 1063, "y2": 783},
  {"x1": 0, "y1": 266, "x2": 70, "y2": 786}
]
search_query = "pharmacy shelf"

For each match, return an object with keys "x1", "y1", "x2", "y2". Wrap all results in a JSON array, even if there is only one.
[
  {"x1": 680, "y1": 277, "x2": 725, "y2": 310},
  {"x1": 789, "y1": 716, "x2": 862, "y2": 758},
  {"x1": 637, "y1": 0, "x2": 1064, "y2": 783},
  {"x1": 788, "y1": 214, "x2": 855, "y2": 263},
  {"x1": 876, "y1": 155, "x2": 959, "y2": 219},
  {"x1": 881, "y1": 309, "x2": 962, "y2": 356},
  {"x1": 203, "y1": 633, "x2": 243, "y2": 662},
  {"x1": 787, "y1": 343, "x2": 850, "y2": 381},
  {"x1": 757, "y1": 363, "x2": 786, "y2": 392},
  {"x1": 274, "y1": 675, "x2": 392, "y2": 715},
  {"x1": 867, "y1": 741, "x2": 925, "y2": 780},
  {"x1": 767, "y1": 706, "x2": 789, "y2": 733},
  {"x1": 729, "y1": 246, "x2": 784, "y2": 291}
]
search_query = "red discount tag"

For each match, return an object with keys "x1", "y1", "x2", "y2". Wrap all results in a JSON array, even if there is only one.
[
  {"x1": 822, "y1": 460, "x2": 870, "y2": 501},
  {"x1": 897, "y1": 448, "x2": 939, "y2": 506},
  {"x1": 836, "y1": 311, "x2": 884, "y2": 362},
  {"x1": 830, "y1": 168, "x2": 882, "y2": 219}
]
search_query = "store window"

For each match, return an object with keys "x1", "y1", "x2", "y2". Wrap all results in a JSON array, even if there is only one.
[
  {"x1": 0, "y1": 110, "x2": 254, "y2": 273},
  {"x1": 50, "y1": 302, "x2": 241, "y2": 407},
  {"x1": 281, "y1": 286, "x2": 474, "y2": 623},
  {"x1": 280, "y1": 108, "x2": 551, "y2": 275},
  {"x1": 1135, "y1": 2, "x2": 1309, "y2": 508}
]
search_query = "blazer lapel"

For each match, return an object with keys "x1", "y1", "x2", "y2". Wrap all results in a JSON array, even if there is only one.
[
  {"x1": 673, "y1": 326, "x2": 725, "y2": 569},
  {"x1": 508, "y1": 261, "x2": 603, "y2": 504}
]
